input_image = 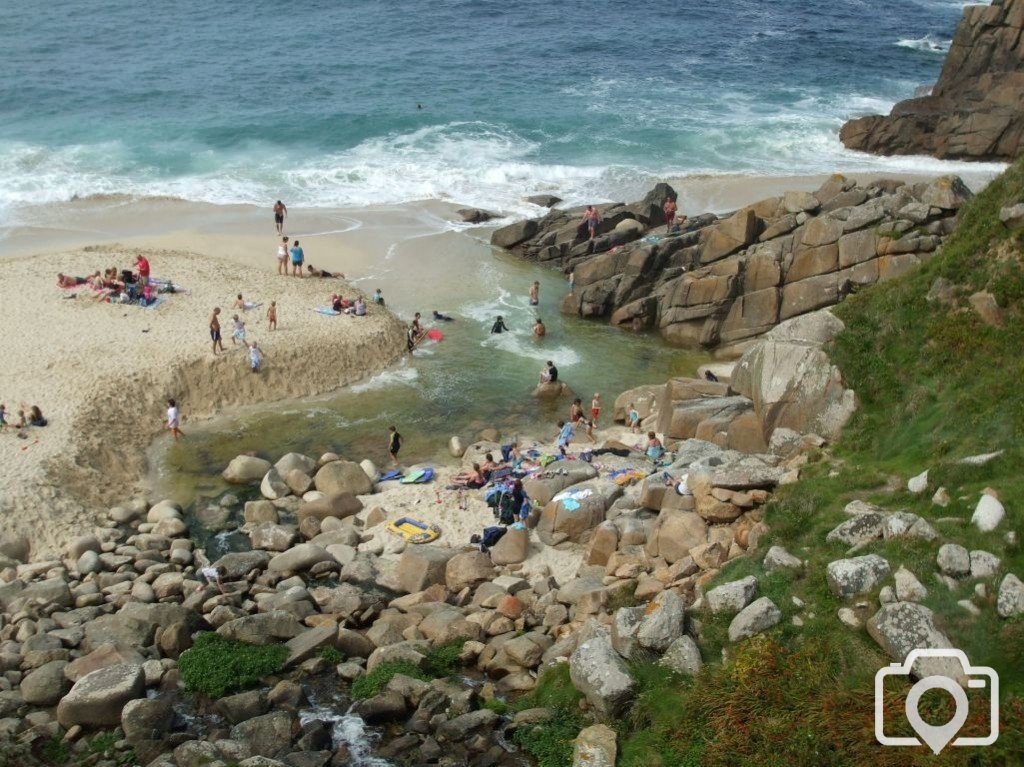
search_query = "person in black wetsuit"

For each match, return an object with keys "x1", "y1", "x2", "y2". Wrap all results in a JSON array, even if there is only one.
[
  {"x1": 491, "y1": 315, "x2": 509, "y2": 333},
  {"x1": 546, "y1": 360, "x2": 558, "y2": 382},
  {"x1": 433, "y1": 310, "x2": 454, "y2": 322}
]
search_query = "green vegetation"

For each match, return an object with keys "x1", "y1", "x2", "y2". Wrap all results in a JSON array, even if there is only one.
[
  {"x1": 482, "y1": 697, "x2": 510, "y2": 715},
  {"x1": 511, "y1": 663, "x2": 587, "y2": 767},
  {"x1": 350, "y1": 641, "x2": 467, "y2": 700},
  {"x1": 178, "y1": 632, "x2": 288, "y2": 698},
  {"x1": 350, "y1": 659, "x2": 429, "y2": 699},
  {"x1": 316, "y1": 645, "x2": 346, "y2": 665},
  {"x1": 519, "y1": 159, "x2": 1024, "y2": 766}
]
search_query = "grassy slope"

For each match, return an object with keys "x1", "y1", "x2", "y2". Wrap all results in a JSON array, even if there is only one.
[{"x1": 521, "y1": 158, "x2": 1024, "y2": 767}]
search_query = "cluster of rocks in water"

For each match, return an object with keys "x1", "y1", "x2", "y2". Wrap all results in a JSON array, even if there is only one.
[
  {"x1": 491, "y1": 173, "x2": 974, "y2": 355},
  {"x1": 840, "y1": 0, "x2": 1024, "y2": 162}
]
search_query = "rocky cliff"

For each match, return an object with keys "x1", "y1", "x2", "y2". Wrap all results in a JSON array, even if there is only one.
[
  {"x1": 840, "y1": 0, "x2": 1024, "y2": 161},
  {"x1": 491, "y1": 175, "x2": 972, "y2": 354}
]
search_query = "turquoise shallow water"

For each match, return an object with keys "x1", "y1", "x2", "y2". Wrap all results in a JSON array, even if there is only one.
[{"x1": 1, "y1": 0, "x2": 994, "y2": 219}]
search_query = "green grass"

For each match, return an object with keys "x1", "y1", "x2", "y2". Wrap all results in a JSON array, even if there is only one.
[
  {"x1": 422, "y1": 640, "x2": 467, "y2": 677},
  {"x1": 178, "y1": 633, "x2": 288, "y2": 698},
  {"x1": 520, "y1": 159, "x2": 1024, "y2": 766},
  {"x1": 511, "y1": 664, "x2": 587, "y2": 767}
]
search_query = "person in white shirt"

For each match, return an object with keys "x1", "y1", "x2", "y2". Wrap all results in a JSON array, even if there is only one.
[{"x1": 166, "y1": 399, "x2": 183, "y2": 440}]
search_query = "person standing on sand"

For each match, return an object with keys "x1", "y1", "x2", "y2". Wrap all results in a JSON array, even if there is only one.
[
  {"x1": 277, "y1": 237, "x2": 290, "y2": 276},
  {"x1": 529, "y1": 281, "x2": 540, "y2": 306},
  {"x1": 248, "y1": 342, "x2": 263, "y2": 373},
  {"x1": 267, "y1": 301, "x2": 277, "y2": 330},
  {"x1": 388, "y1": 425, "x2": 403, "y2": 466},
  {"x1": 555, "y1": 419, "x2": 574, "y2": 457},
  {"x1": 628, "y1": 403, "x2": 641, "y2": 434},
  {"x1": 582, "y1": 205, "x2": 600, "y2": 240},
  {"x1": 591, "y1": 393, "x2": 601, "y2": 426},
  {"x1": 274, "y1": 200, "x2": 288, "y2": 235},
  {"x1": 290, "y1": 240, "x2": 304, "y2": 277},
  {"x1": 231, "y1": 314, "x2": 246, "y2": 345},
  {"x1": 532, "y1": 318, "x2": 546, "y2": 338},
  {"x1": 210, "y1": 308, "x2": 225, "y2": 354},
  {"x1": 166, "y1": 399, "x2": 183, "y2": 440},
  {"x1": 662, "y1": 196, "x2": 677, "y2": 231},
  {"x1": 135, "y1": 254, "x2": 150, "y2": 286}
]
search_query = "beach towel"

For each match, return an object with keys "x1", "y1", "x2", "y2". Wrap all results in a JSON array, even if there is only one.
[
  {"x1": 243, "y1": 301, "x2": 262, "y2": 310},
  {"x1": 552, "y1": 488, "x2": 593, "y2": 504},
  {"x1": 315, "y1": 307, "x2": 341, "y2": 316},
  {"x1": 139, "y1": 297, "x2": 166, "y2": 311}
]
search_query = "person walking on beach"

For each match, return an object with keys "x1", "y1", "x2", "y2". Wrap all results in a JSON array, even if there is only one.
[
  {"x1": 273, "y1": 200, "x2": 288, "y2": 235},
  {"x1": 388, "y1": 425, "x2": 403, "y2": 466},
  {"x1": 267, "y1": 301, "x2": 277, "y2": 330},
  {"x1": 529, "y1": 280, "x2": 540, "y2": 306},
  {"x1": 662, "y1": 195, "x2": 677, "y2": 232},
  {"x1": 532, "y1": 318, "x2": 546, "y2": 338},
  {"x1": 248, "y1": 342, "x2": 263, "y2": 373},
  {"x1": 582, "y1": 205, "x2": 600, "y2": 240},
  {"x1": 277, "y1": 237, "x2": 290, "y2": 276},
  {"x1": 166, "y1": 398, "x2": 183, "y2": 440},
  {"x1": 210, "y1": 307, "x2": 225, "y2": 354},
  {"x1": 491, "y1": 315, "x2": 509, "y2": 334},
  {"x1": 290, "y1": 240, "x2": 304, "y2": 277}
]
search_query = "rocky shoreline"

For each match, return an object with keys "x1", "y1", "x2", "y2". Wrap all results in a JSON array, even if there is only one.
[
  {"x1": 840, "y1": 0, "x2": 1024, "y2": 162},
  {"x1": 490, "y1": 175, "x2": 973, "y2": 356}
]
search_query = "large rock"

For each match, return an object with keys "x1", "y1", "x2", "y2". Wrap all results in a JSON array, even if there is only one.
[
  {"x1": 826, "y1": 554, "x2": 891, "y2": 598},
  {"x1": 728, "y1": 597, "x2": 781, "y2": 642},
  {"x1": 936, "y1": 544, "x2": 970, "y2": 578},
  {"x1": 972, "y1": 492, "x2": 1005, "y2": 532},
  {"x1": 706, "y1": 576, "x2": 758, "y2": 615},
  {"x1": 230, "y1": 711, "x2": 294, "y2": 758},
  {"x1": 659, "y1": 636, "x2": 703, "y2": 676},
  {"x1": 64, "y1": 644, "x2": 146, "y2": 683},
  {"x1": 644, "y1": 509, "x2": 707, "y2": 564},
  {"x1": 314, "y1": 461, "x2": 373, "y2": 496},
  {"x1": 215, "y1": 550, "x2": 271, "y2": 579},
  {"x1": 223, "y1": 455, "x2": 273, "y2": 484},
  {"x1": 217, "y1": 612, "x2": 305, "y2": 645},
  {"x1": 490, "y1": 526, "x2": 530, "y2": 565},
  {"x1": 297, "y1": 492, "x2": 363, "y2": 524},
  {"x1": 269, "y1": 544, "x2": 334, "y2": 573},
  {"x1": 839, "y1": 0, "x2": 1024, "y2": 162},
  {"x1": 397, "y1": 546, "x2": 458, "y2": 593},
  {"x1": 445, "y1": 551, "x2": 496, "y2": 592},
  {"x1": 537, "y1": 482, "x2": 613, "y2": 545},
  {"x1": 997, "y1": 574, "x2": 1024, "y2": 618},
  {"x1": 635, "y1": 590, "x2": 687, "y2": 651},
  {"x1": 522, "y1": 461, "x2": 598, "y2": 505},
  {"x1": 20, "y1": 660, "x2": 70, "y2": 706},
  {"x1": 732, "y1": 310, "x2": 855, "y2": 442},
  {"x1": 572, "y1": 724, "x2": 618, "y2": 767},
  {"x1": 56, "y1": 664, "x2": 145, "y2": 727},
  {"x1": 275, "y1": 452, "x2": 317, "y2": 476},
  {"x1": 866, "y1": 602, "x2": 961, "y2": 679},
  {"x1": 569, "y1": 632, "x2": 636, "y2": 717}
]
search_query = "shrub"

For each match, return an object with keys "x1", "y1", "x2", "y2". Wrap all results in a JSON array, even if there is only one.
[
  {"x1": 423, "y1": 641, "x2": 466, "y2": 678},
  {"x1": 178, "y1": 632, "x2": 288, "y2": 698},
  {"x1": 317, "y1": 645, "x2": 346, "y2": 665},
  {"x1": 350, "y1": 660, "x2": 427, "y2": 700}
]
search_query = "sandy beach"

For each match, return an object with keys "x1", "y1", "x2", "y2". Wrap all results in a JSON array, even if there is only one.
[{"x1": 0, "y1": 246, "x2": 408, "y2": 556}]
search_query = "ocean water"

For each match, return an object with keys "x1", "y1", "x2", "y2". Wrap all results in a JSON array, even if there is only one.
[{"x1": 1, "y1": 0, "x2": 996, "y2": 219}]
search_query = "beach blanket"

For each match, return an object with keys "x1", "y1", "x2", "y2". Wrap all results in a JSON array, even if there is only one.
[
  {"x1": 610, "y1": 468, "x2": 648, "y2": 486},
  {"x1": 315, "y1": 307, "x2": 341, "y2": 316},
  {"x1": 139, "y1": 297, "x2": 167, "y2": 311},
  {"x1": 552, "y1": 488, "x2": 593, "y2": 504}
]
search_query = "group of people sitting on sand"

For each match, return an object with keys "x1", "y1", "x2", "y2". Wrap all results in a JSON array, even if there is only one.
[
  {"x1": 330, "y1": 294, "x2": 367, "y2": 315},
  {"x1": 56, "y1": 255, "x2": 174, "y2": 307},
  {"x1": 0, "y1": 403, "x2": 47, "y2": 435}
]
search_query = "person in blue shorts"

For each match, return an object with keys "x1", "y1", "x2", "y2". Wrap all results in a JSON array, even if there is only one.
[{"x1": 290, "y1": 240, "x2": 304, "y2": 277}]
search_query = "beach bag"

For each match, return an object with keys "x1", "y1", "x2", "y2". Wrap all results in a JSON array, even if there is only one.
[{"x1": 481, "y1": 526, "x2": 506, "y2": 548}]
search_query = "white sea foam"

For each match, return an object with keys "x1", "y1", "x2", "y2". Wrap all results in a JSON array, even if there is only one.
[
  {"x1": 349, "y1": 364, "x2": 419, "y2": 394},
  {"x1": 896, "y1": 35, "x2": 951, "y2": 53}
]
